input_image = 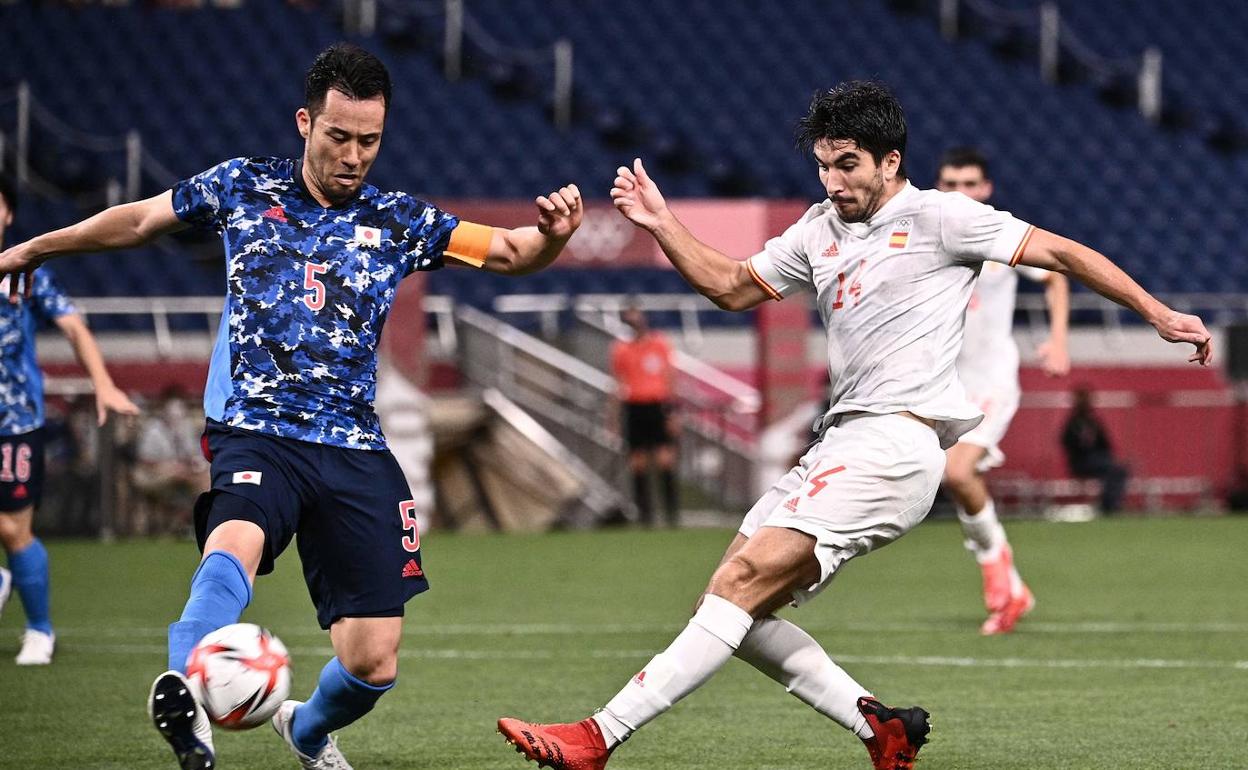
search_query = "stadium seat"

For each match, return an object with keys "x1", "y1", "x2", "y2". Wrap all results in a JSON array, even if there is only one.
[{"x1": 2, "y1": 1, "x2": 1245, "y2": 299}]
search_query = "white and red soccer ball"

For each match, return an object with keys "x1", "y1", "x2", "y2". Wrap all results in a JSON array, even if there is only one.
[{"x1": 186, "y1": 623, "x2": 292, "y2": 730}]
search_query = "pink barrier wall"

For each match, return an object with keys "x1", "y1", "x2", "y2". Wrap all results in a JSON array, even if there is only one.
[{"x1": 1004, "y1": 366, "x2": 1240, "y2": 492}]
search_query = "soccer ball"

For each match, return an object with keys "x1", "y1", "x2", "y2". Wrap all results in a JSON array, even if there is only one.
[{"x1": 186, "y1": 623, "x2": 292, "y2": 730}]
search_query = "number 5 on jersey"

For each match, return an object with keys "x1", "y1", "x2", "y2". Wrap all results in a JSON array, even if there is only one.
[{"x1": 303, "y1": 262, "x2": 330, "y2": 311}]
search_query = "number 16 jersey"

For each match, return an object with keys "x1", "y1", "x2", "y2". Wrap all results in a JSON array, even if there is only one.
[
  {"x1": 173, "y1": 157, "x2": 459, "y2": 450},
  {"x1": 746, "y1": 183, "x2": 1034, "y2": 449}
]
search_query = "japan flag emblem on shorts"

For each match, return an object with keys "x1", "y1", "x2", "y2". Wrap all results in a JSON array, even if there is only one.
[{"x1": 232, "y1": 471, "x2": 263, "y2": 485}]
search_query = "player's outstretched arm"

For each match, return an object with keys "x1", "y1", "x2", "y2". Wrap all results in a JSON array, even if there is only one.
[
  {"x1": 1018, "y1": 228, "x2": 1212, "y2": 366},
  {"x1": 1037, "y1": 271, "x2": 1070, "y2": 376},
  {"x1": 54, "y1": 313, "x2": 141, "y2": 426},
  {"x1": 473, "y1": 184, "x2": 583, "y2": 276},
  {"x1": 611, "y1": 158, "x2": 769, "y2": 312},
  {"x1": 0, "y1": 190, "x2": 187, "y2": 300}
]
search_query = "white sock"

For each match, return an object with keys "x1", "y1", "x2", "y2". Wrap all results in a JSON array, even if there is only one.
[
  {"x1": 593, "y1": 595, "x2": 754, "y2": 748},
  {"x1": 958, "y1": 498, "x2": 1008, "y2": 563},
  {"x1": 735, "y1": 616, "x2": 874, "y2": 740}
]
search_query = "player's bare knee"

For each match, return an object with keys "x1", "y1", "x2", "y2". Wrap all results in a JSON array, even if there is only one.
[
  {"x1": 342, "y1": 650, "x2": 398, "y2": 686},
  {"x1": 0, "y1": 514, "x2": 32, "y2": 550},
  {"x1": 201, "y1": 520, "x2": 264, "y2": 578},
  {"x1": 943, "y1": 461, "x2": 977, "y2": 492},
  {"x1": 707, "y1": 554, "x2": 770, "y2": 611}
]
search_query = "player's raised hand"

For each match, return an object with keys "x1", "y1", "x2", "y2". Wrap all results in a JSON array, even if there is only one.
[
  {"x1": 535, "y1": 184, "x2": 583, "y2": 241},
  {"x1": 1036, "y1": 339, "x2": 1070, "y2": 377},
  {"x1": 1152, "y1": 308, "x2": 1214, "y2": 366},
  {"x1": 96, "y1": 382, "x2": 141, "y2": 426},
  {"x1": 0, "y1": 241, "x2": 40, "y2": 303},
  {"x1": 611, "y1": 158, "x2": 669, "y2": 231}
]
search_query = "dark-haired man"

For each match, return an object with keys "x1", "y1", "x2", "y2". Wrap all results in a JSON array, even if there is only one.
[
  {"x1": 0, "y1": 43, "x2": 582, "y2": 770},
  {"x1": 498, "y1": 82, "x2": 1210, "y2": 770},
  {"x1": 936, "y1": 147, "x2": 1070, "y2": 635},
  {"x1": 0, "y1": 174, "x2": 139, "y2": 667}
]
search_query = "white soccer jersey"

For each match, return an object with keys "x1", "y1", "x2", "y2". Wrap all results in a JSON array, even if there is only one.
[
  {"x1": 959, "y1": 259, "x2": 1050, "y2": 388},
  {"x1": 747, "y1": 183, "x2": 1034, "y2": 449}
]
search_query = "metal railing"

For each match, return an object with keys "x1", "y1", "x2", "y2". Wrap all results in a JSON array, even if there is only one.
[
  {"x1": 487, "y1": 292, "x2": 762, "y2": 510},
  {"x1": 0, "y1": 82, "x2": 179, "y2": 207},
  {"x1": 359, "y1": 0, "x2": 576, "y2": 129},
  {"x1": 570, "y1": 310, "x2": 760, "y2": 512},
  {"x1": 493, "y1": 292, "x2": 724, "y2": 350},
  {"x1": 72, "y1": 296, "x2": 224, "y2": 358},
  {"x1": 453, "y1": 304, "x2": 635, "y2": 519},
  {"x1": 1014, "y1": 291, "x2": 1248, "y2": 331},
  {"x1": 939, "y1": 0, "x2": 1163, "y2": 123}
]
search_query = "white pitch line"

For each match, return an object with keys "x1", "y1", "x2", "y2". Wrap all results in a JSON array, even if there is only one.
[
  {"x1": 49, "y1": 619, "x2": 1248, "y2": 638},
  {"x1": 43, "y1": 643, "x2": 1248, "y2": 671}
]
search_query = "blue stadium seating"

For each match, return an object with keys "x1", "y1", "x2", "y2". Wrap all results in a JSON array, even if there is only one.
[{"x1": 1, "y1": 0, "x2": 1245, "y2": 305}]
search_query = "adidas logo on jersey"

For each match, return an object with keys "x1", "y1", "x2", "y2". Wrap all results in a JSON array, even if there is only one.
[
  {"x1": 401, "y1": 559, "x2": 424, "y2": 578},
  {"x1": 821, "y1": 242, "x2": 840, "y2": 258},
  {"x1": 783, "y1": 496, "x2": 799, "y2": 513}
]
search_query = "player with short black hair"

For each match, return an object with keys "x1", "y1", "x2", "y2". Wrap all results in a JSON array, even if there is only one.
[
  {"x1": 938, "y1": 146, "x2": 991, "y2": 182},
  {"x1": 0, "y1": 174, "x2": 139, "y2": 667},
  {"x1": 498, "y1": 81, "x2": 1210, "y2": 770},
  {"x1": 796, "y1": 81, "x2": 910, "y2": 194},
  {"x1": 304, "y1": 42, "x2": 393, "y2": 116},
  {"x1": 0, "y1": 43, "x2": 582, "y2": 770}
]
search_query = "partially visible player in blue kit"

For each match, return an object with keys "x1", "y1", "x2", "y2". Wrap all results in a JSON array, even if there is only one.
[
  {"x1": 0, "y1": 173, "x2": 139, "y2": 667},
  {"x1": 0, "y1": 43, "x2": 582, "y2": 769}
]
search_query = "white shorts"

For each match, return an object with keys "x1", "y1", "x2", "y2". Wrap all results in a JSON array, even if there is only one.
[
  {"x1": 956, "y1": 383, "x2": 1021, "y2": 472},
  {"x1": 739, "y1": 413, "x2": 945, "y2": 606}
]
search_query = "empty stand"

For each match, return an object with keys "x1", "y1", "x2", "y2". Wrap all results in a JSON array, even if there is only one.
[{"x1": 1, "y1": 0, "x2": 1245, "y2": 300}]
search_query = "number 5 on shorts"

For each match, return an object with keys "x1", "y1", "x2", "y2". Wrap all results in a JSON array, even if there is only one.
[{"x1": 398, "y1": 500, "x2": 421, "y2": 552}]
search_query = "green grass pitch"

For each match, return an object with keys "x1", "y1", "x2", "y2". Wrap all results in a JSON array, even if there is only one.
[{"x1": 1, "y1": 516, "x2": 1245, "y2": 769}]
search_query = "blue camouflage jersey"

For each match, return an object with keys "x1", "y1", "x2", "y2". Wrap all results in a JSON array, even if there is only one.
[
  {"x1": 173, "y1": 157, "x2": 459, "y2": 450},
  {"x1": 0, "y1": 270, "x2": 76, "y2": 436}
]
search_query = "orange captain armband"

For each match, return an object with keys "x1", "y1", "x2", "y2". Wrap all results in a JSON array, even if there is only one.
[{"x1": 445, "y1": 221, "x2": 494, "y2": 268}]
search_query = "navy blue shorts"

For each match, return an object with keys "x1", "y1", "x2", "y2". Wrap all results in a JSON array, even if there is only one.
[
  {"x1": 0, "y1": 429, "x2": 44, "y2": 513},
  {"x1": 194, "y1": 421, "x2": 429, "y2": 629}
]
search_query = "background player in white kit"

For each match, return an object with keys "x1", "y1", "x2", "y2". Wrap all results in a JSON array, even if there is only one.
[
  {"x1": 497, "y1": 82, "x2": 1212, "y2": 770},
  {"x1": 935, "y1": 147, "x2": 1070, "y2": 635}
]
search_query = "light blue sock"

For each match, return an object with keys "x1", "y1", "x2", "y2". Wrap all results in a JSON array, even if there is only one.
[
  {"x1": 9, "y1": 538, "x2": 51, "y2": 634},
  {"x1": 167, "y1": 550, "x2": 252, "y2": 673},
  {"x1": 291, "y1": 657, "x2": 394, "y2": 757}
]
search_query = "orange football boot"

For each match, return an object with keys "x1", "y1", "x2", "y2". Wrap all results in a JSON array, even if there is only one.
[
  {"x1": 978, "y1": 544, "x2": 1016, "y2": 613},
  {"x1": 498, "y1": 716, "x2": 612, "y2": 770},
  {"x1": 980, "y1": 584, "x2": 1036, "y2": 636}
]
